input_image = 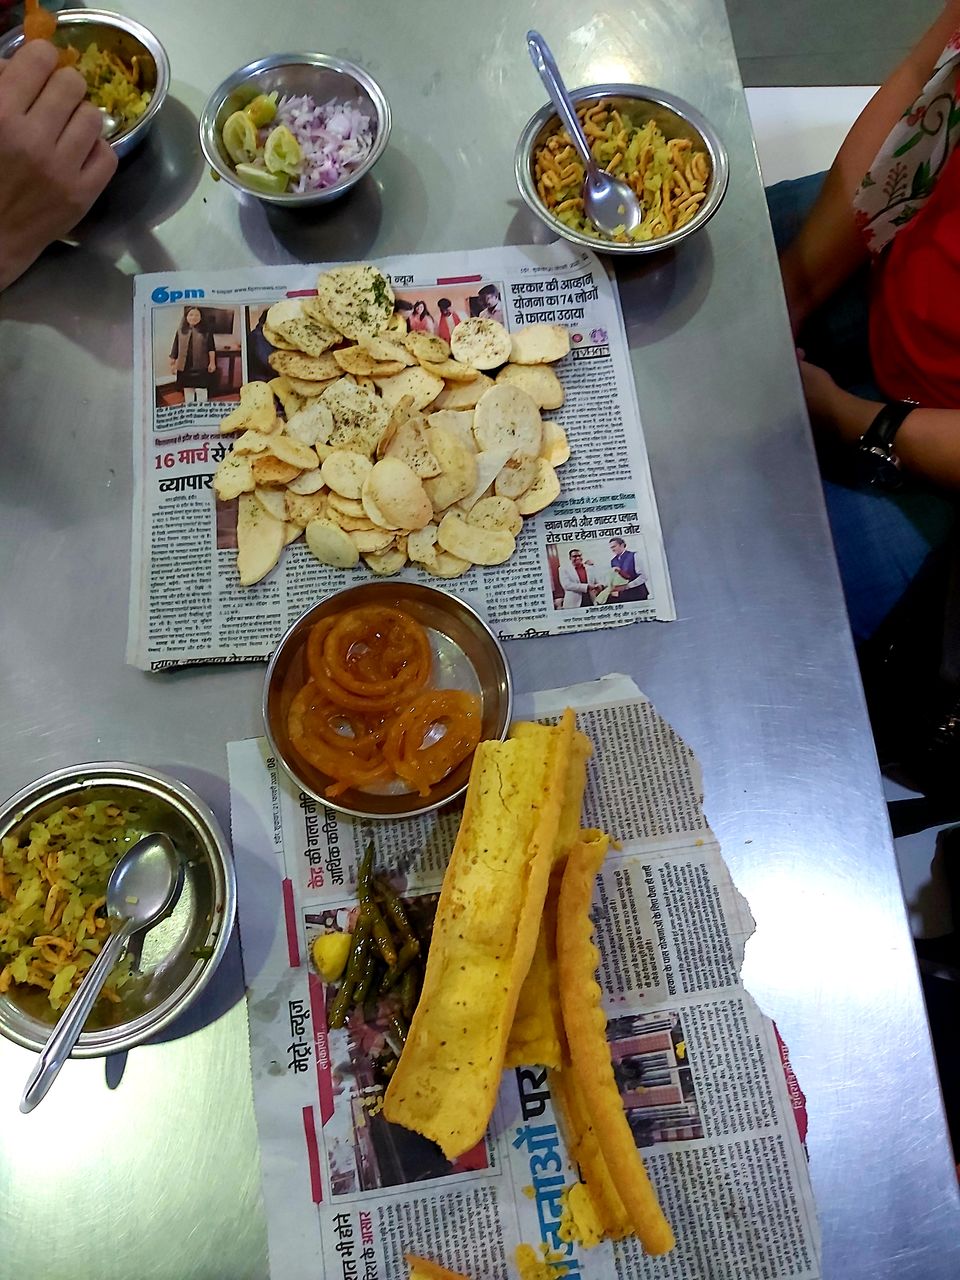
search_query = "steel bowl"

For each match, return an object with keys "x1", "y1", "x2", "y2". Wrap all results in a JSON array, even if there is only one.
[
  {"x1": 0, "y1": 763, "x2": 236, "y2": 1057},
  {"x1": 0, "y1": 9, "x2": 170, "y2": 159},
  {"x1": 199, "y1": 52, "x2": 391, "y2": 207},
  {"x1": 515, "y1": 83, "x2": 729, "y2": 256},
  {"x1": 264, "y1": 582, "x2": 513, "y2": 820}
]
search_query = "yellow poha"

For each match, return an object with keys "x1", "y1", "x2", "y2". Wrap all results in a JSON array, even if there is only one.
[
  {"x1": 75, "y1": 43, "x2": 151, "y2": 127},
  {"x1": 0, "y1": 800, "x2": 142, "y2": 1010}
]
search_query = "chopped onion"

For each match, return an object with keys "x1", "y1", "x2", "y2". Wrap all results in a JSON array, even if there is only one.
[{"x1": 267, "y1": 94, "x2": 375, "y2": 192}]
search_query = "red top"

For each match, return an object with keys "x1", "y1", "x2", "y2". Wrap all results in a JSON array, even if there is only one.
[{"x1": 870, "y1": 146, "x2": 960, "y2": 408}]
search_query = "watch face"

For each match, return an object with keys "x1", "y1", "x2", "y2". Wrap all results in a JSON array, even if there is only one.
[{"x1": 855, "y1": 446, "x2": 903, "y2": 491}]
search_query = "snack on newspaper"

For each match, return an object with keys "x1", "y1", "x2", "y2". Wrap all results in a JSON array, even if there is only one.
[
  {"x1": 213, "y1": 263, "x2": 572, "y2": 586},
  {"x1": 382, "y1": 709, "x2": 583, "y2": 1157},
  {"x1": 555, "y1": 830, "x2": 675, "y2": 1256},
  {"x1": 405, "y1": 1255, "x2": 472, "y2": 1280}
]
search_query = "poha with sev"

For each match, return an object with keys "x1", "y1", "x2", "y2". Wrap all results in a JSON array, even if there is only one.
[{"x1": 0, "y1": 800, "x2": 142, "y2": 1010}]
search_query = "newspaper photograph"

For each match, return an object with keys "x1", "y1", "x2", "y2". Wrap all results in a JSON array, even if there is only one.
[
  {"x1": 228, "y1": 675, "x2": 820, "y2": 1280},
  {"x1": 127, "y1": 244, "x2": 675, "y2": 671}
]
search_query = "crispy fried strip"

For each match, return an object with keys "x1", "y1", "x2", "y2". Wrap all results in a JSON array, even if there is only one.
[
  {"x1": 404, "y1": 1255, "x2": 471, "y2": 1280},
  {"x1": 557, "y1": 831, "x2": 675, "y2": 1256},
  {"x1": 383, "y1": 711, "x2": 576, "y2": 1158},
  {"x1": 549, "y1": 1065, "x2": 631, "y2": 1241}
]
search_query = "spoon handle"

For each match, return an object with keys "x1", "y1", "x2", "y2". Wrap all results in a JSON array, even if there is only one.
[
  {"x1": 20, "y1": 925, "x2": 131, "y2": 1114},
  {"x1": 526, "y1": 30, "x2": 594, "y2": 170}
]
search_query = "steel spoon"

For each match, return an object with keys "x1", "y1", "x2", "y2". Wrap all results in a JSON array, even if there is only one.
[
  {"x1": 20, "y1": 832, "x2": 182, "y2": 1113},
  {"x1": 526, "y1": 30, "x2": 643, "y2": 238},
  {"x1": 99, "y1": 107, "x2": 123, "y2": 139}
]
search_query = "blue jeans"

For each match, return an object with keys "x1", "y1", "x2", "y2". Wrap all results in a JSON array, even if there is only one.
[{"x1": 765, "y1": 173, "x2": 956, "y2": 643}]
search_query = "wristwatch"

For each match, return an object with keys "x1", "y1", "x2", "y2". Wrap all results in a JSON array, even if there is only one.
[{"x1": 855, "y1": 400, "x2": 917, "y2": 491}]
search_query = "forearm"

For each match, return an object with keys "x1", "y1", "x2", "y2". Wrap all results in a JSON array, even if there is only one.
[
  {"x1": 780, "y1": 0, "x2": 960, "y2": 330},
  {"x1": 825, "y1": 388, "x2": 960, "y2": 488}
]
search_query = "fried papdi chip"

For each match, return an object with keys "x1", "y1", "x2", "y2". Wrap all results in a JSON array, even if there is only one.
[
  {"x1": 268, "y1": 349, "x2": 341, "y2": 381},
  {"x1": 282, "y1": 373, "x2": 336, "y2": 397},
  {"x1": 509, "y1": 323, "x2": 570, "y2": 364},
  {"x1": 327, "y1": 492, "x2": 367, "y2": 520},
  {"x1": 304, "y1": 518, "x2": 360, "y2": 568},
  {"x1": 350, "y1": 527, "x2": 396, "y2": 554},
  {"x1": 419, "y1": 357, "x2": 479, "y2": 383},
  {"x1": 422, "y1": 427, "x2": 478, "y2": 513},
  {"x1": 364, "y1": 457, "x2": 433, "y2": 530},
  {"x1": 321, "y1": 379, "x2": 390, "y2": 455},
  {"x1": 458, "y1": 447, "x2": 512, "y2": 512},
  {"x1": 236, "y1": 493, "x2": 285, "y2": 586},
  {"x1": 402, "y1": 331, "x2": 449, "y2": 363},
  {"x1": 232, "y1": 429, "x2": 272, "y2": 455},
  {"x1": 474, "y1": 384, "x2": 542, "y2": 457},
  {"x1": 213, "y1": 450, "x2": 254, "y2": 500},
  {"x1": 269, "y1": 376, "x2": 306, "y2": 419},
  {"x1": 515, "y1": 459, "x2": 560, "y2": 515},
  {"x1": 539, "y1": 420, "x2": 570, "y2": 467},
  {"x1": 315, "y1": 264, "x2": 395, "y2": 341},
  {"x1": 556, "y1": 831, "x2": 675, "y2": 1256},
  {"x1": 382, "y1": 711, "x2": 576, "y2": 1157},
  {"x1": 284, "y1": 398, "x2": 335, "y2": 447},
  {"x1": 334, "y1": 345, "x2": 404, "y2": 377},
  {"x1": 267, "y1": 434, "x2": 318, "y2": 471},
  {"x1": 384, "y1": 417, "x2": 442, "y2": 478},
  {"x1": 495, "y1": 362, "x2": 565, "y2": 411},
  {"x1": 359, "y1": 334, "x2": 416, "y2": 366},
  {"x1": 431, "y1": 373, "x2": 493, "y2": 411},
  {"x1": 373, "y1": 365, "x2": 445, "y2": 411},
  {"x1": 450, "y1": 317, "x2": 512, "y2": 369},
  {"x1": 286, "y1": 467, "x2": 326, "y2": 495},
  {"x1": 363, "y1": 545, "x2": 407, "y2": 575},
  {"x1": 320, "y1": 450, "x2": 373, "y2": 500},
  {"x1": 219, "y1": 381, "x2": 276, "y2": 434},
  {"x1": 274, "y1": 312, "x2": 341, "y2": 357},
  {"x1": 407, "y1": 522, "x2": 440, "y2": 569},
  {"x1": 467, "y1": 494, "x2": 522, "y2": 537},
  {"x1": 426, "y1": 409, "x2": 478, "y2": 453},
  {"x1": 262, "y1": 322, "x2": 299, "y2": 351},
  {"x1": 495, "y1": 455, "x2": 537, "y2": 499},
  {"x1": 284, "y1": 489, "x2": 329, "y2": 528},
  {"x1": 253, "y1": 486, "x2": 287, "y2": 522},
  {"x1": 424, "y1": 550, "x2": 471, "y2": 577},
  {"x1": 251, "y1": 454, "x2": 301, "y2": 486}
]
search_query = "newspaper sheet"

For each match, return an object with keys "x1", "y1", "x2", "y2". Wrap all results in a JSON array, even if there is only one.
[
  {"x1": 228, "y1": 675, "x2": 820, "y2": 1280},
  {"x1": 128, "y1": 243, "x2": 674, "y2": 671}
]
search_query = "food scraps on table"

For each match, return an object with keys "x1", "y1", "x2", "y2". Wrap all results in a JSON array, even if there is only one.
[
  {"x1": 221, "y1": 92, "x2": 374, "y2": 195},
  {"x1": 382, "y1": 710, "x2": 675, "y2": 1257},
  {"x1": 213, "y1": 263, "x2": 572, "y2": 587},
  {"x1": 311, "y1": 845, "x2": 429, "y2": 1085},
  {"x1": 23, "y1": 2, "x2": 151, "y2": 122},
  {"x1": 534, "y1": 99, "x2": 711, "y2": 243},
  {"x1": 0, "y1": 800, "x2": 143, "y2": 1010},
  {"x1": 289, "y1": 604, "x2": 481, "y2": 799}
]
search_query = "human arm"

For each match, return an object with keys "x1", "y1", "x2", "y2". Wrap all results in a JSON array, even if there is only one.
[
  {"x1": 800, "y1": 360, "x2": 960, "y2": 488},
  {"x1": 0, "y1": 41, "x2": 117, "y2": 291},
  {"x1": 207, "y1": 332, "x2": 217, "y2": 374},
  {"x1": 779, "y1": 0, "x2": 960, "y2": 333}
]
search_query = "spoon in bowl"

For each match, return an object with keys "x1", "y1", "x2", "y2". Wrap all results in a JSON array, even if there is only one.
[
  {"x1": 526, "y1": 30, "x2": 642, "y2": 238},
  {"x1": 20, "y1": 832, "x2": 182, "y2": 1113}
]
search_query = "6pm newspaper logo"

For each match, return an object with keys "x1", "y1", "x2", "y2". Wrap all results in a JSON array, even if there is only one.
[{"x1": 151, "y1": 284, "x2": 205, "y2": 304}]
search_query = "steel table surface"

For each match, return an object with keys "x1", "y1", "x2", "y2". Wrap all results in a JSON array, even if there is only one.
[{"x1": 1, "y1": 2, "x2": 958, "y2": 1277}]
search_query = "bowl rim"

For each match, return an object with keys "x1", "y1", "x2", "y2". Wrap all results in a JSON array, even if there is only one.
[
  {"x1": 0, "y1": 8, "x2": 171, "y2": 150},
  {"x1": 198, "y1": 51, "x2": 392, "y2": 206},
  {"x1": 514, "y1": 81, "x2": 729, "y2": 255},
  {"x1": 262, "y1": 582, "x2": 514, "y2": 821},
  {"x1": 0, "y1": 761, "x2": 237, "y2": 1057}
]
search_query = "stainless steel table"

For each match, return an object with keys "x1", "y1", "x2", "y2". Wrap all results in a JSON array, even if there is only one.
[{"x1": 1, "y1": 3, "x2": 958, "y2": 1277}]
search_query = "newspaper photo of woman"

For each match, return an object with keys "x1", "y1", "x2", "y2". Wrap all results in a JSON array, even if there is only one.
[
  {"x1": 169, "y1": 306, "x2": 216, "y2": 404},
  {"x1": 408, "y1": 300, "x2": 436, "y2": 334}
]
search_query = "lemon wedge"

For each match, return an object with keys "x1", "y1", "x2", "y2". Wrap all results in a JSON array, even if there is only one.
[
  {"x1": 222, "y1": 110, "x2": 258, "y2": 165},
  {"x1": 234, "y1": 164, "x2": 289, "y2": 195},
  {"x1": 245, "y1": 92, "x2": 278, "y2": 127},
  {"x1": 263, "y1": 125, "x2": 302, "y2": 177}
]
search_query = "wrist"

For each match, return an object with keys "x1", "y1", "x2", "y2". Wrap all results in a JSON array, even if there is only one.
[{"x1": 836, "y1": 389, "x2": 884, "y2": 445}]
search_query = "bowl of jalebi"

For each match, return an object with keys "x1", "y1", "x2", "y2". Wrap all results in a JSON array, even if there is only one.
[{"x1": 263, "y1": 583, "x2": 513, "y2": 819}]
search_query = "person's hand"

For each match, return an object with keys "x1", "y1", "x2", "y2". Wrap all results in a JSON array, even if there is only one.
[
  {"x1": 798, "y1": 354, "x2": 882, "y2": 449},
  {"x1": 0, "y1": 41, "x2": 117, "y2": 290}
]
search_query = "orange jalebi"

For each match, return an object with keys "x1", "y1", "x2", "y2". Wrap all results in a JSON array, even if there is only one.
[{"x1": 288, "y1": 606, "x2": 481, "y2": 800}]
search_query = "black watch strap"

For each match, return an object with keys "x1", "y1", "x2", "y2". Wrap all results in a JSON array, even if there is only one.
[{"x1": 861, "y1": 400, "x2": 916, "y2": 452}]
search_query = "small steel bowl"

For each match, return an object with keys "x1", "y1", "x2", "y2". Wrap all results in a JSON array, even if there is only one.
[
  {"x1": 0, "y1": 763, "x2": 236, "y2": 1057},
  {"x1": 0, "y1": 9, "x2": 170, "y2": 159},
  {"x1": 199, "y1": 52, "x2": 391, "y2": 207},
  {"x1": 264, "y1": 582, "x2": 513, "y2": 820},
  {"x1": 515, "y1": 83, "x2": 729, "y2": 256}
]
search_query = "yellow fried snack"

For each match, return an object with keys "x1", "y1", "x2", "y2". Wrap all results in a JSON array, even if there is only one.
[
  {"x1": 556, "y1": 831, "x2": 675, "y2": 1256},
  {"x1": 506, "y1": 728, "x2": 591, "y2": 1069},
  {"x1": 405, "y1": 1255, "x2": 472, "y2": 1280},
  {"x1": 514, "y1": 1243, "x2": 565, "y2": 1279},
  {"x1": 550, "y1": 1065, "x2": 630, "y2": 1242},
  {"x1": 383, "y1": 711, "x2": 576, "y2": 1158}
]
